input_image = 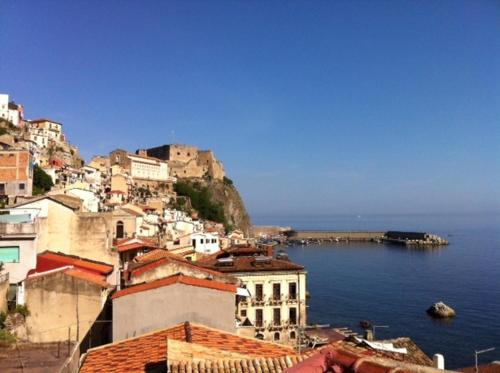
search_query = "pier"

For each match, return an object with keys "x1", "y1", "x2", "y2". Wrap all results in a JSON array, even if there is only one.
[
  {"x1": 284, "y1": 230, "x2": 448, "y2": 246},
  {"x1": 286, "y1": 230, "x2": 385, "y2": 242}
]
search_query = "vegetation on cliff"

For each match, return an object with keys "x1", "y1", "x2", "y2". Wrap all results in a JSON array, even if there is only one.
[
  {"x1": 172, "y1": 178, "x2": 251, "y2": 234},
  {"x1": 33, "y1": 165, "x2": 54, "y2": 195}
]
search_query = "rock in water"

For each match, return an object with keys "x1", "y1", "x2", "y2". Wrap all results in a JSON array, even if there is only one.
[{"x1": 427, "y1": 301, "x2": 456, "y2": 318}]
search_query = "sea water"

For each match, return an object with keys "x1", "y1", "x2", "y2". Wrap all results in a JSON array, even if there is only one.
[{"x1": 253, "y1": 213, "x2": 500, "y2": 369}]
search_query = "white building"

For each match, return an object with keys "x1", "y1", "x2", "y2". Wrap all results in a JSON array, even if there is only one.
[
  {"x1": 0, "y1": 94, "x2": 23, "y2": 126},
  {"x1": 191, "y1": 232, "x2": 220, "y2": 254},
  {"x1": 128, "y1": 153, "x2": 170, "y2": 182},
  {"x1": 25, "y1": 119, "x2": 63, "y2": 148}
]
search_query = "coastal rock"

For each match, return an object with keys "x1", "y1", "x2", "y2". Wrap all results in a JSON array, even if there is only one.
[{"x1": 427, "y1": 301, "x2": 456, "y2": 318}]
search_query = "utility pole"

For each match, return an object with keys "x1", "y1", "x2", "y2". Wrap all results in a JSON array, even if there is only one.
[{"x1": 475, "y1": 347, "x2": 495, "y2": 373}]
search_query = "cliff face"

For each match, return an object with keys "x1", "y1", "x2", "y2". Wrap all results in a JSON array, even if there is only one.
[
  {"x1": 205, "y1": 179, "x2": 252, "y2": 235},
  {"x1": 175, "y1": 178, "x2": 251, "y2": 235}
]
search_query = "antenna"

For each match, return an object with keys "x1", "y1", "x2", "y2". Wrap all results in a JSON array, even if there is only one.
[
  {"x1": 371, "y1": 325, "x2": 389, "y2": 340},
  {"x1": 475, "y1": 347, "x2": 495, "y2": 373},
  {"x1": 171, "y1": 130, "x2": 176, "y2": 144}
]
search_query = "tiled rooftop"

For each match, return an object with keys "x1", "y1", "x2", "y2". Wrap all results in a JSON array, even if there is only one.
[
  {"x1": 80, "y1": 322, "x2": 296, "y2": 373},
  {"x1": 29, "y1": 251, "x2": 114, "y2": 276},
  {"x1": 197, "y1": 253, "x2": 305, "y2": 273},
  {"x1": 112, "y1": 274, "x2": 236, "y2": 299}
]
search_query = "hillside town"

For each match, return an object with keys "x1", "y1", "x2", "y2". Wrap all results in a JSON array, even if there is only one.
[{"x1": 0, "y1": 94, "x2": 473, "y2": 372}]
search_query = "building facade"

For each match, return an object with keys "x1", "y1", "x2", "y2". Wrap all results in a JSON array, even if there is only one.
[
  {"x1": 0, "y1": 149, "x2": 33, "y2": 201},
  {"x1": 197, "y1": 247, "x2": 307, "y2": 346}
]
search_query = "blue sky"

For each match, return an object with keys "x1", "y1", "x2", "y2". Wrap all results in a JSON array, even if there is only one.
[{"x1": 1, "y1": 1, "x2": 499, "y2": 217}]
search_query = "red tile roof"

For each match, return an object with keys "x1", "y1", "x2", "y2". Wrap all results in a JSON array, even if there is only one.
[
  {"x1": 117, "y1": 242, "x2": 158, "y2": 253},
  {"x1": 29, "y1": 251, "x2": 113, "y2": 276},
  {"x1": 197, "y1": 254, "x2": 305, "y2": 273},
  {"x1": 133, "y1": 248, "x2": 184, "y2": 263},
  {"x1": 129, "y1": 251, "x2": 225, "y2": 279},
  {"x1": 80, "y1": 322, "x2": 296, "y2": 373},
  {"x1": 112, "y1": 274, "x2": 236, "y2": 299},
  {"x1": 286, "y1": 344, "x2": 447, "y2": 373},
  {"x1": 64, "y1": 268, "x2": 109, "y2": 287}
]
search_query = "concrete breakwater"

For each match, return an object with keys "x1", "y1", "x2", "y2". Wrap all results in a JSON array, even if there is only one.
[
  {"x1": 286, "y1": 230, "x2": 448, "y2": 246},
  {"x1": 287, "y1": 230, "x2": 384, "y2": 242}
]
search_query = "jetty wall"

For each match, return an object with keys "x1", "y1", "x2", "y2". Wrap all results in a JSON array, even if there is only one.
[{"x1": 289, "y1": 231, "x2": 385, "y2": 241}]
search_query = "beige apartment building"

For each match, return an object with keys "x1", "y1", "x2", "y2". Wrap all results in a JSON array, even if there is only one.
[{"x1": 197, "y1": 246, "x2": 307, "y2": 346}]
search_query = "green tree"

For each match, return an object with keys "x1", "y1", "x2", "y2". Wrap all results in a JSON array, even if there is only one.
[{"x1": 33, "y1": 165, "x2": 54, "y2": 195}]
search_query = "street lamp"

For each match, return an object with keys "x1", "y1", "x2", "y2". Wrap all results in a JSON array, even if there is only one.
[{"x1": 474, "y1": 347, "x2": 495, "y2": 373}]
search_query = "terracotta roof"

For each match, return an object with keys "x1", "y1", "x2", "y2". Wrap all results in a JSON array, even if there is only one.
[
  {"x1": 11, "y1": 194, "x2": 82, "y2": 210},
  {"x1": 168, "y1": 355, "x2": 306, "y2": 372},
  {"x1": 80, "y1": 322, "x2": 296, "y2": 373},
  {"x1": 133, "y1": 249, "x2": 186, "y2": 263},
  {"x1": 129, "y1": 254, "x2": 225, "y2": 279},
  {"x1": 112, "y1": 274, "x2": 236, "y2": 299},
  {"x1": 117, "y1": 242, "x2": 158, "y2": 253},
  {"x1": 286, "y1": 343, "x2": 451, "y2": 373},
  {"x1": 29, "y1": 251, "x2": 113, "y2": 276},
  {"x1": 63, "y1": 268, "x2": 109, "y2": 287},
  {"x1": 119, "y1": 207, "x2": 144, "y2": 216},
  {"x1": 459, "y1": 363, "x2": 500, "y2": 373},
  {"x1": 30, "y1": 118, "x2": 63, "y2": 125},
  {"x1": 197, "y1": 254, "x2": 305, "y2": 273}
]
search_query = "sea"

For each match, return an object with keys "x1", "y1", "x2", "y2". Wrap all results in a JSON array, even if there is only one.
[{"x1": 252, "y1": 213, "x2": 500, "y2": 369}]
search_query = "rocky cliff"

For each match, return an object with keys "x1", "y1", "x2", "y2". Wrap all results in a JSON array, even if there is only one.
[
  {"x1": 173, "y1": 178, "x2": 251, "y2": 235},
  {"x1": 205, "y1": 179, "x2": 252, "y2": 235}
]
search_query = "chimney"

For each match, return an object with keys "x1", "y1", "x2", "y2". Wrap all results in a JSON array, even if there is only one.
[
  {"x1": 433, "y1": 354, "x2": 445, "y2": 370},
  {"x1": 364, "y1": 329, "x2": 374, "y2": 341},
  {"x1": 266, "y1": 244, "x2": 273, "y2": 257}
]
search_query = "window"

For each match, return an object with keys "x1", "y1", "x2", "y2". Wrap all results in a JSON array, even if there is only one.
[
  {"x1": 289, "y1": 283, "x2": 297, "y2": 300},
  {"x1": 0, "y1": 183, "x2": 5, "y2": 195},
  {"x1": 200, "y1": 239, "x2": 204, "y2": 244},
  {"x1": 274, "y1": 332, "x2": 280, "y2": 341},
  {"x1": 273, "y1": 308, "x2": 281, "y2": 326},
  {"x1": 255, "y1": 284, "x2": 263, "y2": 301},
  {"x1": 0, "y1": 246, "x2": 20, "y2": 263},
  {"x1": 192, "y1": 239, "x2": 196, "y2": 248},
  {"x1": 289, "y1": 308, "x2": 297, "y2": 325},
  {"x1": 241, "y1": 309, "x2": 247, "y2": 317},
  {"x1": 19, "y1": 183, "x2": 25, "y2": 191},
  {"x1": 273, "y1": 283, "x2": 281, "y2": 300},
  {"x1": 290, "y1": 331, "x2": 296, "y2": 339},
  {"x1": 255, "y1": 309, "x2": 263, "y2": 327},
  {"x1": 116, "y1": 221, "x2": 124, "y2": 239}
]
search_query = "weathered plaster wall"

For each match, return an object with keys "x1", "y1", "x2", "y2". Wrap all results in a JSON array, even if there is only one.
[
  {"x1": 25, "y1": 271, "x2": 107, "y2": 343},
  {"x1": 112, "y1": 283, "x2": 235, "y2": 341}
]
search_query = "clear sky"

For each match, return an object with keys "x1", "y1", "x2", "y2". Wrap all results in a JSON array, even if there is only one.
[{"x1": 1, "y1": 1, "x2": 499, "y2": 217}]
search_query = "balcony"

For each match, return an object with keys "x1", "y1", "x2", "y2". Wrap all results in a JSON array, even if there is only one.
[
  {"x1": 286, "y1": 294, "x2": 298, "y2": 304},
  {"x1": 269, "y1": 294, "x2": 284, "y2": 306},
  {"x1": 251, "y1": 297, "x2": 265, "y2": 306}
]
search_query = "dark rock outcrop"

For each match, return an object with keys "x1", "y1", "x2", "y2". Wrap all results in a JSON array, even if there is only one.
[{"x1": 427, "y1": 301, "x2": 456, "y2": 318}]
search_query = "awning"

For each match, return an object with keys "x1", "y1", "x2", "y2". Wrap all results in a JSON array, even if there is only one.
[{"x1": 237, "y1": 287, "x2": 251, "y2": 297}]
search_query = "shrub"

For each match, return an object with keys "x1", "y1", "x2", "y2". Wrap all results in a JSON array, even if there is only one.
[
  {"x1": 13, "y1": 304, "x2": 30, "y2": 318},
  {"x1": 0, "y1": 329, "x2": 16, "y2": 346},
  {"x1": 33, "y1": 165, "x2": 54, "y2": 195},
  {"x1": 223, "y1": 176, "x2": 233, "y2": 186}
]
